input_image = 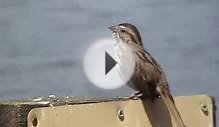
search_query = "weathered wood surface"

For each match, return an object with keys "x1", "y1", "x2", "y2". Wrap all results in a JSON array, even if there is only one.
[
  {"x1": 0, "y1": 96, "x2": 130, "y2": 127},
  {"x1": 0, "y1": 95, "x2": 216, "y2": 127}
]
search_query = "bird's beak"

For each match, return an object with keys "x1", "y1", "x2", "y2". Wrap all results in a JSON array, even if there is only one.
[{"x1": 108, "y1": 25, "x2": 119, "y2": 32}]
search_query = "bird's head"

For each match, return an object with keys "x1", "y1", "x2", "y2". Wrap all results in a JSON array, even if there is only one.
[{"x1": 109, "y1": 23, "x2": 143, "y2": 46}]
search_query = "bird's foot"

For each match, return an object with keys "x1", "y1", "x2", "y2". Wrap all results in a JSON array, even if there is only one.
[{"x1": 128, "y1": 92, "x2": 143, "y2": 100}]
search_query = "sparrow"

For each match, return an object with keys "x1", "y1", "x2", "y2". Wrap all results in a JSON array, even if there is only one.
[{"x1": 109, "y1": 23, "x2": 186, "y2": 127}]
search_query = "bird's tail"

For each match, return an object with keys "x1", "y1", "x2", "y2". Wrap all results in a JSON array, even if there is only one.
[{"x1": 156, "y1": 84, "x2": 186, "y2": 127}]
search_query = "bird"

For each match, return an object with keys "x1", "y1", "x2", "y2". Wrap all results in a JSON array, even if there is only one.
[{"x1": 109, "y1": 23, "x2": 186, "y2": 127}]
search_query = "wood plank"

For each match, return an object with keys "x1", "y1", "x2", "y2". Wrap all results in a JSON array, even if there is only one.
[{"x1": 0, "y1": 95, "x2": 216, "y2": 127}]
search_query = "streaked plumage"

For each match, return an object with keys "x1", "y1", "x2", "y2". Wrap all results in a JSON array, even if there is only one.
[{"x1": 109, "y1": 23, "x2": 186, "y2": 127}]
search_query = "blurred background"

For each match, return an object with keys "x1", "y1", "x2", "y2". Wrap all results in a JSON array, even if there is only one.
[{"x1": 0, "y1": 0, "x2": 218, "y2": 122}]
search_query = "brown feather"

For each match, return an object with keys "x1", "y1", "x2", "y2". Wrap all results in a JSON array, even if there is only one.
[{"x1": 110, "y1": 23, "x2": 186, "y2": 127}]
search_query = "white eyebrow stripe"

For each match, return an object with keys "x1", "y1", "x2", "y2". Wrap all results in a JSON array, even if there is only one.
[{"x1": 119, "y1": 25, "x2": 126, "y2": 29}]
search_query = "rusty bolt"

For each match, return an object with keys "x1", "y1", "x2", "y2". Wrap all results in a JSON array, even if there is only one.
[{"x1": 32, "y1": 116, "x2": 38, "y2": 127}]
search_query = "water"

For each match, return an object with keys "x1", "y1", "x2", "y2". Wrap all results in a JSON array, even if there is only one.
[{"x1": 0, "y1": 0, "x2": 218, "y2": 123}]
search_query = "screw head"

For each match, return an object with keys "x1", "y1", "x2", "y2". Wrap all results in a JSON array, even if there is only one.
[
  {"x1": 200, "y1": 103, "x2": 208, "y2": 115},
  {"x1": 32, "y1": 116, "x2": 38, "y2": 127},
  {"x1": 118, "y1": 109, "x2": 125, "y2": 121}
]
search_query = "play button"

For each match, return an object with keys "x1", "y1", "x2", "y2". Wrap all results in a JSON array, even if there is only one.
[
  {"x1": 105, "y1": 51, "x2": 117, "y2": 75},
  {"x1": 83, "y1": 38, "x2": 135, "y2": 89}
]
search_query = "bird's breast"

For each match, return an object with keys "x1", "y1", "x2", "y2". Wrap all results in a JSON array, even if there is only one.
[{"x1": 114, "y1": 41, "x2": 135, "y2": 81}]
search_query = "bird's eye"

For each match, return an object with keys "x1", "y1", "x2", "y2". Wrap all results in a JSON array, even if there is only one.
[{"x1": 121, "y1": 29, "x2": 125, "y2": 32}]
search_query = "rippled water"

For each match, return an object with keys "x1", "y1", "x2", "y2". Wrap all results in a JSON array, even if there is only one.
[{"x1": 0, "y1": 0, "x2": 218, "y2": 123}]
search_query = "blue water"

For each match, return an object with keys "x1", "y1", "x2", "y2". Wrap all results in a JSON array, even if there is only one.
[{"x1": 0, "y1": 0, "x2": 218, "y2": 124}]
